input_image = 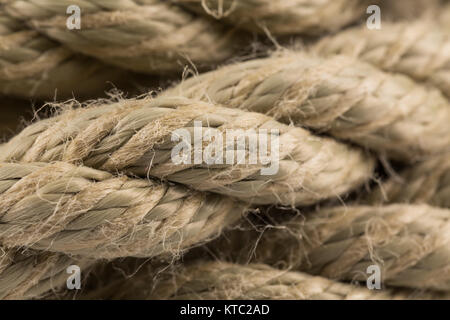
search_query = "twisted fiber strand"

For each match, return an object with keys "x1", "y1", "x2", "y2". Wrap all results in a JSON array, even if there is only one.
[
  {"x1": 172, "y1": 0, "x2": 368, "y2": 36},
  {"x1": 0, "y1": 13, "x2": 127, "y2": 99},
  {"x1": 375, "y1": 0, "x2": 443, "y2": 21},
  {"x1": 0, "y1": 96, "x2": 374, "y2": 206},
  {"x1": 1, "y1": 0, "x2": 244, "y2": 74},
  {"x1": 314, "y1": 21, "x2": 450, "y2": 99},
  {"x1": 166, "y1": 51, "x2": 450, "y2": 162},
  {"x1": 102, "y1": 261, "x2": 415, "y2": 300},
  {"x1": 208, "y1": 204, "x2": 450, "y2": 291},
  {"x1": 367, "y1": 154, "x2": 450, "y2": 208},
  {"x1": 0, "y1": 161, "x2": 246, "y2": 258},
  {"x1": 441, "y1": 3, "x2": 450, "y2": 29},
  {"x1": 0, "y1": 248, "x2": 92, "y2": 300}
]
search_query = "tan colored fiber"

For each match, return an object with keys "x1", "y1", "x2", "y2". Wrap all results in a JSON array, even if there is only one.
[
  {"x1": 367, "y1": 154, "x2": 450, "y2": 208},
  {"x1": 314, "y1": 21, "x2": 450, "y2": 98},
  {"x1": 0, "y1": 162, "x2": 246, "y2": 258},
  {"x1": 376, "y1": 0, "x2": 443, "y2": 21},
  {"x1": 206, "y1": 205, "x2": 450, "y2": 291},
  {"x1": 172, "y1": 0, "x2": 368, "y2": 36},
  {"x1": 2, "y1": 0, "x2": 244, "y2": 74},
  {"x1": 0, "y1": 248, "x2": 91, "y2": 300},
  {"x1": 0, "y1": 14, "x2": 127, "y2": 99},
  {"x1": 100, "y1": 261, "x2": 417, "y2": 300},
  {"x1": 0, "y1": 96, "x2": 374, "y2": 206},
  {"x1": 167, "y1": 52, "x2": 450, "y2": 161},
  {"x1": 440, "y1": 3, "x2": 450, "y2": 29}
]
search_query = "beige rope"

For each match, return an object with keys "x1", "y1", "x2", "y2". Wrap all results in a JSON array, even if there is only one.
[
  {"x1": 94, "y1": 261, "x2": 426, "y2": 300},
  {"x1": 314, "y1": 21, "x2": 450, "y2": 99},
  {"x1": 0, "y1": 14, "x2": 128, "y2": 99},
  {"x1": 0, "y1": 248, "x2": 91, "y2": 300},
  {"x1": 206, "y1": 204, "x2": 450, "y2": 291},
  {"x1": 167, "y1": 51, "x2": 450, "y2": 162},
  {"x1": 1, "y1": 0, "x2": 244, "y2": 74},
  {"x1": 0, "y1": 161, "x2": 246, "y2": 258},
  {"x1": 0, "y1": 96, "x2": 374, "y2": 206},
  {"x1": 367, "y1": 154, "x2": 450, "y2": 208},
  {"x1": 172, "y1": 0, "x2": 369, "y2": 36}
]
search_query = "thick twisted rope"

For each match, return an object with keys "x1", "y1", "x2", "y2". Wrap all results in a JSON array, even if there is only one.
[
  {"x1": 0, "y1": 14, "x2": 129, "y2": 99},
  {"x1": 0, "y1": 248, "x2": 92, "y2": 300},
  {"x1": 98, "y1": 261, "x2": 422, "y2": 300},
  {"x1": 441, "y1": 3, "x2": 450, "y2": 29},
  {"x1": 0, "y1": 161, "x2": 246, "y2": 258},
  {"x1": 1, "y1": 0, "x2": 244, "y2": 74},
  {"x1": 206, "y1": 204, "x2": 450, "y2": 291},
  {"x1": 375, "y1": 0, "x2": 443, "y2": 21},
  {"x1": 167, "y1": 51, "x2": 450, "y2": 162},
  {"x1": 172, "y1": 0, "x2": 368, "y2": 36},
  {"x1": 314, "y1": 21, "x2": 450, "y2": 99},
  {"x1": 0, "y1": 96, "x2": 374, "y2": 206},
  {"x1": 367, "y1": 154, "x2": 450, "y2": 208}
]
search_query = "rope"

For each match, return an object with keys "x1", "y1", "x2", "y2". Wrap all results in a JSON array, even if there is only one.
[
  {"x1": 367, "y1": 154, "x2": 450, "y2": 208},
  {"x1": 314, "y1": 21, "x2": 450, "y2": 99},
  {"x1": 1, "y1": 0, "x2": 244, "y2": 74},
  {"x1": 0, "y1": 14, "x2": 129, "y2": 99},
  {"x1": 0, "y1": 96, "x2": 374, "y2": 206},
  {"x1": 0, "y1": 161, "x2": 246, "y2": 258},
  {"x1": 167, "y1": 51, "x2": 450, "y2": 162},
  {"x1": 172, "y1": 0, "x2": 368, "y2": 35},
  {"x1": 90, "y1": 261, "x2": 434, "y2": 300},
  {"x1": 205, "y1": 204, "x2": 450, "y2": 291}
]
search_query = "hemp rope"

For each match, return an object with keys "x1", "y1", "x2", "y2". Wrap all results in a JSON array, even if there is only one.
[
  {"x1": 1, "y1": 0, "x2": 244, "y2": 74},
  {"x1": 93, "y1": 261, "x2": 426, "y2": 300},
  {"x1": 0, "y1": 96, "x2": 374, "y2": 206},
  {"x1": 0, "y1": 161, "x2": 246, "y2": 258},
  {"x1": 172, "y1": 0, "x2": 368, "y2": 36},
  {"x1": 367, "y1": 154, "x2": 450, "y2": 208},
  {"x1": 441, "y1": 3, "x2": 450, "y2": 29},
  {"x1": 375, "y1": 0, "x2": 443, "y2": 21},
  {"x1": 0, "y1": 13, "x2": 129, "y2": 99},
  {"x1": 205, "y1": 204, "x2": 450, "y2": 291},
  {"x1": 314, "y1": 21, "x2": 450, "y2": 99},
  {"x1": 166, "y1": 51, "x2": 450, "y2": 162},
  {"x1": 0, "y1": 248, "x2": 92, "y2": 300}
]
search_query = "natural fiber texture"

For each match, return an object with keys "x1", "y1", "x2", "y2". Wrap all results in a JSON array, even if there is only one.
[
  {"x1": 367, "y1": 154, "x2": 450, "y2": 208},
  {"x1": 375, "y1": 0, "x2": 443, "y2": 21},
  {"x1": 0, "y1": 161, "x2": 245, "y2": 258},
  {"x1": 0, "y1": 96, "x2": 374, "y2": 206},
  {"x1": 0, "y1": 13, "x2": 127, "y2": 99},
  {"x1": 167, "y1": 51, "x2": 450, "y2": 161},
  {"x1": 441, "y1": 3, "x2": 450, "y2": 29},
  {"x1": 206, "y1": 205, "x2": 450, "y2": 291},
  {"x1": 0, "y1": 248, "x2": 91, "y2": 300},
  {"x1": 2, "y1": 0, "x2": 243, "y2": 74},
  {"x1": 172, "y1": 0, "x2": 368, "y2": 36},
  {"x1": 314, "y1": 21, "x2": 450, "y2": 99},
  {"x1": 99, "y1": 261, "x2": 417, "y2": 300}
]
